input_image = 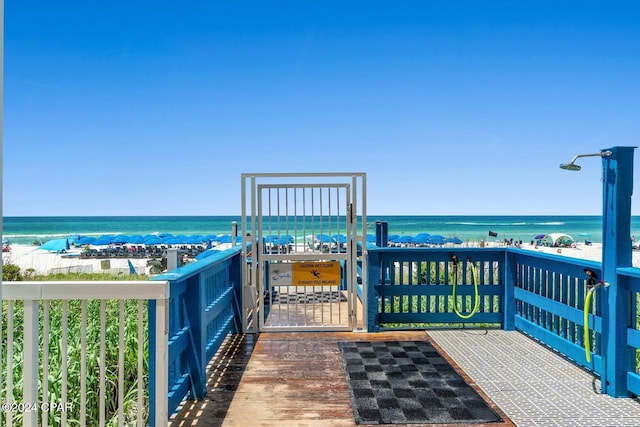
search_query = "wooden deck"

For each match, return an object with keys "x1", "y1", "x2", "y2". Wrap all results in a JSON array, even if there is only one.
[{"x1": 168, "y1": 331, "x2": 513, "y2": 427}]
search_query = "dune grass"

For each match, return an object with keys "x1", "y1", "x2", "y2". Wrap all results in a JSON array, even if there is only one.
[{"x1": 1, "y1": 268, "x2": 150, "y2": 426}]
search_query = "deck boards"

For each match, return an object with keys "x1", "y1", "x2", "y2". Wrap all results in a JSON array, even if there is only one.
[{"x1": 168, "y1": 331, "x2": 512, "y2": 427}]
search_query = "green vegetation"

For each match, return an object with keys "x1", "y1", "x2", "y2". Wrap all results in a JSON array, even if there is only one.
[
  {"x1": 2, "y1": 266, "x2": 150, "y2": 426},
  {"x1": 380, "y1": 261, "x2": 500, "y2": 329}
]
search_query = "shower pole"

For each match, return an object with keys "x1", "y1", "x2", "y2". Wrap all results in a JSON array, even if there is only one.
[{"x1": 600, "y1": 145, "x2": 635, "y2": 397}]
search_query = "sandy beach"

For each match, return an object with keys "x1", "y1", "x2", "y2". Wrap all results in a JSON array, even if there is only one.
[
  {"x1": 2, "y1": 244, "x2": 154, "y2": 276},
  {"x1": 3, "y1": 239, "x2": 639, "y2": 277}
]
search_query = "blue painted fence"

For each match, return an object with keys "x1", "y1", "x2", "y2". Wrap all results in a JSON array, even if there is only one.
[
  {"x1": 366, "y1": 244, "x2": 640, "y2": 399},
  {"x1": 365, "y1": 247, "x2": 507, "y2": 329},
  {"x1": 144, "y1": 241, "x2": 639, "y2": 424},
  {"x1": 148, "y1": 245, "x2": 243, "y2": 424}
]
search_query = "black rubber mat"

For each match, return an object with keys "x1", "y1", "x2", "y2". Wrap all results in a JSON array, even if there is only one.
[
  {"x1": 271, "y1": 291, "x2": 347, "y2": 304},
  {"x1": 339, "y1": 341, "x2": 502, "y2": 425}
]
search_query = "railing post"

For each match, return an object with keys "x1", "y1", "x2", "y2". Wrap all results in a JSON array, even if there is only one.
[
  {"x1": 22, "y1": 299, "x2": 39, "y2": 427},
  {"x1": 366, "y1": 249, "x2": 381, "y2": 332},
  {"x1": 231, "y1": 248, "x2": 244, "y2": 331},
  {"x1": 184, "y1": 275, "x2": 206, "y2": 399},
  {"x1": 154, "y1": 293, "x2": 169, "y2": 426},
  {"x1": 375, "y1": 221, "x2": 388, "y2": 247},
  {"x1": 601, "y1": 146, "x2": 635, "y2": 397},
  {"x1": 503, "y1": 250, "x2": 516, "y2": 331}
]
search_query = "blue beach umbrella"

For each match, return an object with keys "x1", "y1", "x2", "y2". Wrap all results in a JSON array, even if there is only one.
[
  {"x1": 446, "y1": 237, "x2": 463, "y2": 245},
  {"x1": 217, "y1": 234, "x2": 233, "y2": 243},
  {"x1": 128, "y1": 235, "x2": 145, "y2": 244},
  {"x1": 413, "y1": 234, "x2": 431, "y2": 244},
  {"x1": 185, "y1": 235, "x2": 204, "y2": 244},
  {"x1": 76, "y1": 236, "x2": 97, "y2": 245},
  {"x1": 144, "y1": 236, "x2": 162, "y2": 245},
  {"x1": 315, "y1": 234, "x2": 333, "y2": 243},
  {"x1": 279, "y1": 235, "x2": 294, "y2": 245},
  {"x1": 112, "y1": 235, "x2": 131, "y2": 244},
  {"x1": 92, "y1": 235, "x2": 115, "y2": 246},
  {"x1": 38, "y1": 238, "x2": 70, "y2": 253},
  {"x1": 332, "y1": 234, "x2": 347, "y2": 244},
  {"x1": 427, "y1": 235, "x2": 445, "y2": 245},
  {"x1": 263, "y1": 234, "x2": 279, "y2": 244},
  {"x1": 163, "y1": 237, "x2": 183, "y2": 245}
]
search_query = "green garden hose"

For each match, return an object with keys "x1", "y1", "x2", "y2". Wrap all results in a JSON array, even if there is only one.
[
  {"x1": 583, "y1": 280, "x2": 608, "y2": 363},
  {"x1": 583, "y1": 287, "x2": 595, "y2": 363},
  {"x1": 451, "y1": 257, "x2": 480, "y2": 319}
]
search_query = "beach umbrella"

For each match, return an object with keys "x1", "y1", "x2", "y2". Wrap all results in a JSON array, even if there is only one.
[
  {"x1": 279, "y1": 235, "x2": 294, "y2": 245},
  {"x1": 76, "y1": 236, "x2": 97, "y2": 245},
  {"x1": 315, "y1": 234, "x2": 333, "y2": 243},
  {"x1": 92, "y1": 235, "x2": 115, "y2": 246},
  {"x1": 128, "y1": 235, "x2": 145, "y2": 244},
  {"x1": 263, "y1": 234, "x2": 279, "y2": 244},
  {"x1": 427, "y1": 235, "x2": 445, "y2": 245},
  {"x1": 332, "y1": 234, "x2": 347, "y2": 244},
  {"x1": 112, "y1": 235, "x2": 131, "y2": 244},
  {"x1": 163, "y1": 237, "x2": 183, "y2": 245},
  {"x1": 534, "y1": 234, "x2": 546, "y2": 240},
  {"x1": 38, "y1": 238, "x2": 70, "y2": 253},
  {"x1": 144, "y1": 236, "x2": 162, "y2": 245},
  {"x1": 185, "y1": 235, "x2": 204, "y2": 244},
  {"x1": 396, "y1": 235, "x2": 414, "y2": 244},
  {"x1": 217, "y1": 234, "x2": 233, "y2": 243},
  {"x1": 446, "y1": 237, "x2": 463, "y2": 245},
  {"x1": 413, "y1": 234, "x2": 431, "y2": 244}
]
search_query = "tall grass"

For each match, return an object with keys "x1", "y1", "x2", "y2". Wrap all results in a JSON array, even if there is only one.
[
  {"x1": 379, "y1": 261, "x2": 501, "y2": 328},
  {"x1": 1, "y1": 270, "x2": 150, "y2": 426}
]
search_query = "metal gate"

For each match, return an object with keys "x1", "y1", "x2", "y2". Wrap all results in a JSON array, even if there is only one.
[{"x1": 241, "y1": 173, "x2": 366, "y2": 332}]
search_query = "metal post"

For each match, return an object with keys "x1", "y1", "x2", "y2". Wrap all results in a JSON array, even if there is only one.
[
  {"x1": 601, "y1": 146, "x2": 635, "y2": 397},
  {"x1": 375, "y1": 221, "x2": 388, "y2": 247},
  {"x1": 166, "y1": 248, "x2": 179, "y2": 271},
  {"x1": 231, "y1": 221, "x2": 238, "y2": 246}
]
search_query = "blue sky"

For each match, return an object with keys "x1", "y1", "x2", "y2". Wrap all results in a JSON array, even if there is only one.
[{"x1": 4, "y1": 1, "x2": 640, "y2": 216}]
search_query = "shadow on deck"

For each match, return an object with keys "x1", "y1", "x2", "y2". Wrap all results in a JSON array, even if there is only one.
[
  {"x1": 169, "y1": 329, "x2": 640, "y2": 426},
  {"x1": 168, "y1": 331, "x2": 514, "y2": 427}
]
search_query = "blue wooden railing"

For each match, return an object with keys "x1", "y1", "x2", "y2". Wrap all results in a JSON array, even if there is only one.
[
  {"x1": 148, "y1": 245, "x2": 243, "y2": 424},
  {"x1": 136, "y1": 146, "x2": 638, "y2": 425},
  {"x1": 365, "y1": 247, "x2": 507, "y2": 329},
  {"x1": 145, "y1": 241, "x2": 639, "y2": 424},
  {"x1": 366, "y1": 244, "x2": 640, "y2": 399}
]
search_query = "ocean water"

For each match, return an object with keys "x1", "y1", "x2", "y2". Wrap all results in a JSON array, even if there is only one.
[{"x1": 4, "y1": 215, "x2": 640, "y2": 246}]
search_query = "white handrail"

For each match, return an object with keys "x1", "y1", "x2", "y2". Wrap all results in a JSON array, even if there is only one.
[{"x1": 1, "y1": 280, "x2": 169, "y2": 427}]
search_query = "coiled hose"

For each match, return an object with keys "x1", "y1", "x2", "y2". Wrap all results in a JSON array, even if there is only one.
[{"x1": 451, "y1": 256, "x2": 480, "y2": 319}]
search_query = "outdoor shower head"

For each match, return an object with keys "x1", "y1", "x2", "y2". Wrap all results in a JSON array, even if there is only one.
[{"x1": 559, "y1": 150, "x2": 612, "y2": 171}]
